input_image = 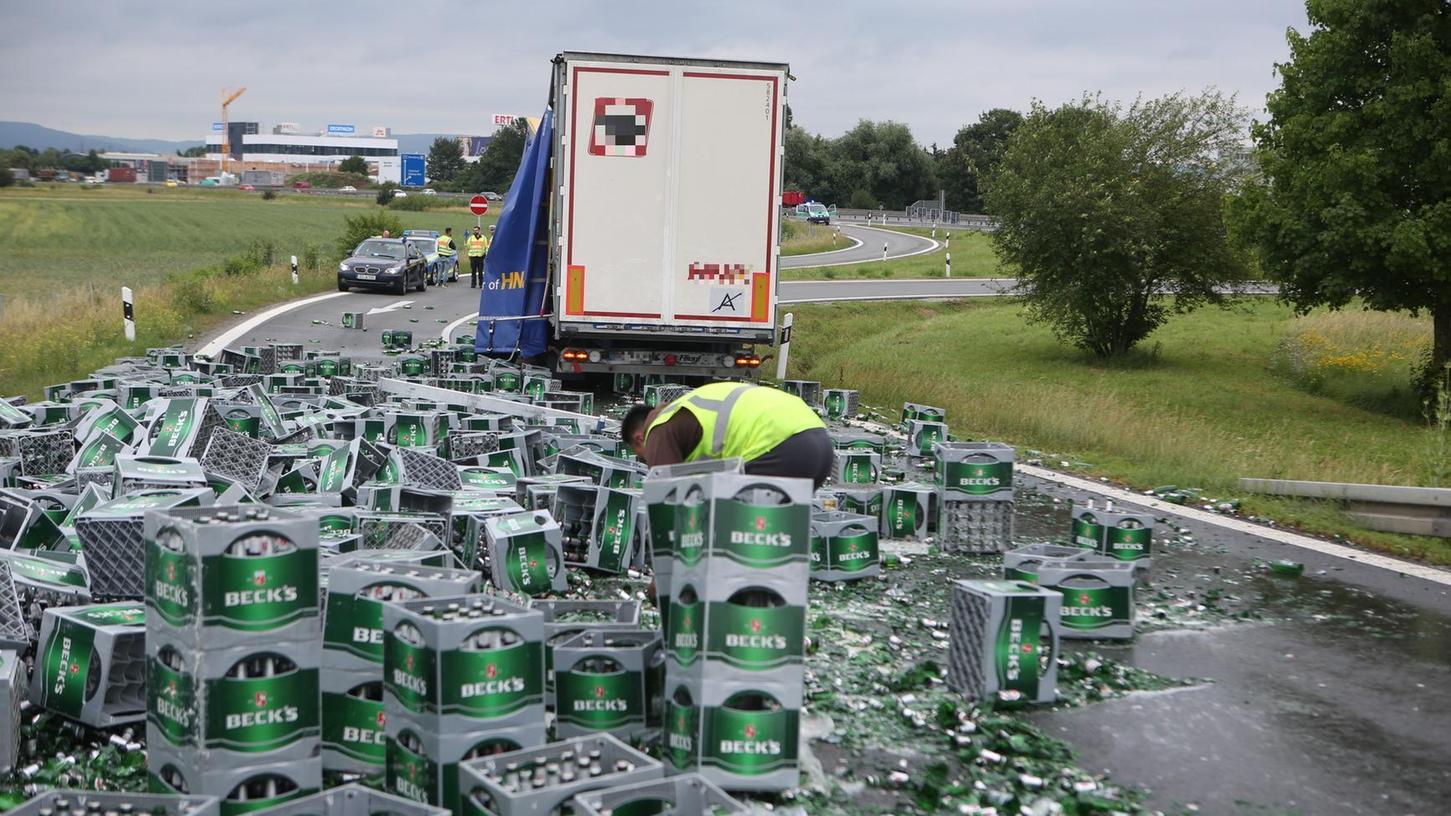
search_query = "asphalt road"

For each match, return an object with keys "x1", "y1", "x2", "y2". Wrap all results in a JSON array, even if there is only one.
[
  {"x1": 779, "y1": 223, "x2": 938, "y2": 269},
  {"x1": 1014, "y1": 474, "x2": 1451, "y2": 815}
]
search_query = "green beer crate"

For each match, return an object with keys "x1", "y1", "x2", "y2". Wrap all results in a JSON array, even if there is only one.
[
  {"x1": 822, "y1": 388, "x2": 859, "y2": 421},
  {"x1": 323, "y1": 559, "x2": 482, "y2": 674},
  {"x1": 776, "y1": 380, "x2": 821, "y2": 407},
  {"x1": 77, "y1": 489, "x2": 214, "y2": 599},
  {"x1": 448, "y1": 431, "x2": 500, "y2": 463},
  {"x1": 906, "y1": 419, "x2": 948, "y2": 458},
  {"x1": 2, "y1": 648, "x2": 21, "y2": 773},
  {"x1": 457, "y1": 734, "x2": 662, "y2": 816},
  {"x1": 382, "y1": 330, "x2": 414, "y2": 350},
  {"x1": 248, "y1": 783, "x2": 447, "y2": 816},
  {"x1": 662, "y1": 679, "x2": 802, "y2": 793},
  {"x1": 397, "y1": 355, "x2": 430, "y2": 378},
  {"x1": 528, "y1": 599, "x2": 642, "y2": 701},
  {"x1": 387, "y1": 716, "x2": 544, "y2": 813},
  {"x1": 113, "y1": 455, "x2": 210, "y2": 497},
  {"x1": 457, "y1": 414, "x2": 514, "y2": 433},
  {"x1": 381, "y1": 593, "x2": 545, "y2": 735},
  {"x1": 829, "y1": 429, "x2": 885, "y2": 455},
  {"x1": 321, "y1": 671, "x2": 386, "y2": 785},
  {"x1": 514, "y1": 474, "x2": 590, "y2": 509},
  {"x1": 482, "y1": 512, "x2": 568, "y2": 596},
  {"x1": 7, "y1": 791, "x2": 220, "y2": 816},
  {"x1": 835, "y1": 485, "x2": 883, "y2": 520},
  {"x1": 880, "y1": 482, "x2": 932, "y2": 540},
  {"x1": 1034, "y1": 560, "x2": 1136, "y2": 640},
  {"x1": 355, "y1": 512, "x2": 450, "y2": 553},
  {"x1": 809, "y1": 512, "x2": 880, "y2": 582},
  {"x1": 1070, "y1": 502, "x2": 1154, "y2": 570},
  {"x1": 148, "y1": 743, "x2": 321, "y2": 816},
  {"x1": 144, "y1": 636, "x2": 320, "y2": 762},
  {"x1": 201, "y1": 428, "x2": 273, "y2": 494},
  {"x1": 587, "y1": 486, "x2": 643, "y2": 576},
  {"x1": 946, "y1": 580, "x2": 1060, "y2": 705},
  {"x1": 458, "y1": 466, "x2": 515, "y2": 495},
  {"x1": 0, "y1": 550, "x2": 90, "y2": 645},
  {"x1": 31, "y1": 602, "x2": 147, "y2": 727},
  {"x1": 261, "y1": 374, "x2": 304, "y2": 395},
  {"x1": 937, "y1": 497, "x2": 1015, "y2": 554},
  {"x1": 521, "y1": 374, "x2": 560, "y2": 402},
  {"x1": 143, "y1": 505, "x2": 319, "y2": 651},
  {"x1": 0, "y1": 489, "x2": 67, "y2": 550},
  {"x1": 1001, "y1": 543, "x2": 1100, "y2": 582},
  {"x1": 933, "y1": 441, "x2": 1014, "y2": 501},
  {"x1": 641, "y1": 383, "x2": 691, "y2": 409},
  {"x1": 569, "y1": 774, "x2": 746, "y2": 816},
  {"x1": 611, "y1": 373, "x2": 640, "y2": 395},
  {"x1": 455, "y1": 496, "x2": 525, "y2": 571},
  {"x1": 900, "y1": 402, "x2": 946, "y2": 429},
  {"x1": 832, "y1": 450, "x2": 880, "y2": 485},
  {"x1": 555, "y1": 448, "x2": 644, "y2": 490},
  {"x1": 552, "y1": 629, "x2": 664, "y2": 740}
]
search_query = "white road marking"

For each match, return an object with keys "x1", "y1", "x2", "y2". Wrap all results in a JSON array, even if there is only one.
[
  {"x1": 1018, "y1": 463, "x2": 1451, "y2": 588},
  {"x1": 366, "y1": 299, "x2": 415, "y2": 315},
  {"x1": 790, "y1": 225, "x2": 941, "y2": 269},
  {"x1": 440, "y1": 311, "x2": 479, "y2": 342},
  {"x1": 194, "y1": 291, "x2": 350, "y2": 359}
]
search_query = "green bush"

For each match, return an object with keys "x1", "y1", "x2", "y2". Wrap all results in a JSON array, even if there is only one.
[
  {"x1": 301, "y1": 245, "x2": 319, "y2": 273},
  {"x1": 387, "y1": 195, "x2": 451, "y2": 212},
  {"x1": 0, "y1": 167, "x2": 13, "y2": 188},
  {"x1": 376, "y1": 182, "x2": 398, "y2": 206},
  {"x1": 261, "y1": 190, "x2": 277, "y2": 200},
  {"x1": 336, "y1": 211, "x2": 404, "y2": 260},
  {"x1": 169, "y1": 269, "x2": 216, "y2": 313},
  {"x1": 285, "y1": 171, "x2": 369, "y2": 189}
]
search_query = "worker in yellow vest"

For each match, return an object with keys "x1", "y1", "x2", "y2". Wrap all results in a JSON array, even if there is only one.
[
  {"x1": 623, "y1": 382, "x2": 832, "y2": 487},
  {"x1": 434, "y1": 227, "x2": 458, "y2": 285},
  {"x1": 466, "y1": 225, "x2": 490, "y2": 289}
]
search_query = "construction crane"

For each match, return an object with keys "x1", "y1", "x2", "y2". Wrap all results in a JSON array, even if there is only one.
[{"x1": 219, "y1": 86, "x2": 246, "y2": 176}]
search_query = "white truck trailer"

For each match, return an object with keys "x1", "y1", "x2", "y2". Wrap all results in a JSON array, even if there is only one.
[{"x1": 547, "y1": 51, "x2": 789, "y2": 379}]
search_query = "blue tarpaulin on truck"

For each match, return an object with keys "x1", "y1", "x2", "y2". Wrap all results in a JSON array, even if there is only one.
[{"x1": 475, "y1": 109, "x2": 552, "y2": 358}]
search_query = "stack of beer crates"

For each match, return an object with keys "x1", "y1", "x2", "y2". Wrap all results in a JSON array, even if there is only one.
[
  {"x1": 658, "y1": 471, "x2": 809, "y2": 792},
  {"x1": 143, "y1": 505, "x2": 323, "y2": 815},
  {"x1": 934, "y1": 441, "x2": 1015, "y2": 553}
]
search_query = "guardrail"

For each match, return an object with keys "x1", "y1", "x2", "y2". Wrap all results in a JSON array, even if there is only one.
[
  {"x1": 828, "y1": 208, "x2": 998, "y2": 231},
  {"x1": 1238, "y1": 478, "x2": 1451, "y2": 538}
]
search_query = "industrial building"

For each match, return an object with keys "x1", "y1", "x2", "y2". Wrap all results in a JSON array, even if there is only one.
[{"x1": 204, "y1": 121, "x2": 404, "y2": 182}]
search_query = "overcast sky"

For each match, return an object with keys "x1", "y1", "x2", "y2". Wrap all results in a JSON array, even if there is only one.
[{"x1": 0, "y1": 0, "x2": 1308, "y2": 144}]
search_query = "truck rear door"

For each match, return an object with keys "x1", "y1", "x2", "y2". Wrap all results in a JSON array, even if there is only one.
[{"x1": 554, "y1": 53, "x2": 787, "y2": 344}]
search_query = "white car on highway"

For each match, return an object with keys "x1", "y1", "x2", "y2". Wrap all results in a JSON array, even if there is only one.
[{"x1": 339, "y1": 185, "x2": 357, "y2": 192}]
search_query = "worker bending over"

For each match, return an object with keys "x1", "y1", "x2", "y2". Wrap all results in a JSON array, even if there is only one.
[{"x1": 623, "y1": 382, "x2": 832, "y2": 488}]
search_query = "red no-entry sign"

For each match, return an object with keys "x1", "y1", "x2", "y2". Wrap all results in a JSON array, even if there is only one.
[{"x1": 469, "y1": 195, "x2": 489, "y2": 216}]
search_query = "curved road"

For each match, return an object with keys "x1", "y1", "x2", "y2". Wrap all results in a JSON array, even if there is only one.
[{"x1": 779, "y1": 223, "x2": 938, "y2": 269}]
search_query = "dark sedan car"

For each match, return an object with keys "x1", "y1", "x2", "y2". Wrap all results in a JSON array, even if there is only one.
[{"x1": 337, "y1": 238, "x2": 427, "y2": 294}]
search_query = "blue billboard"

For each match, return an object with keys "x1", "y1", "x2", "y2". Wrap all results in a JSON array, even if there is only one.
[
  {"x1": 326, "y1": 124, "x2": 356, "y2": 135},
  {"x1": 401, "y1": 153, "x2": 426, "y2": 186},
  {"x1": 211, "y1": 122, "x2": 224, "y2": 132}
]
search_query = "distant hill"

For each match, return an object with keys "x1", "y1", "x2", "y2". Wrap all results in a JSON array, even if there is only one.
[{"x1": 0, "y1": 122, "x2": 202, "y2": 154}]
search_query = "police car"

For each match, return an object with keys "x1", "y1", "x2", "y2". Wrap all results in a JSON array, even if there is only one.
[{"x1": 402, "y1": 229, "x2": 459, "y2": 285}]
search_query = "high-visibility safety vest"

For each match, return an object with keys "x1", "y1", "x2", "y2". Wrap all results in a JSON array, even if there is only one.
[
  {"x1": 466, "y1": 235, "x2": 489, "y2": 257},
  {"x1": 647, "y1": 382, "x2": 825, "y2": 463},
  {"x1": 437, "y1": 235, "x2": 457, "y2": 256}
]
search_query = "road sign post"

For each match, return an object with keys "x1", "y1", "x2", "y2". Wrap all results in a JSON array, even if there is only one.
[
  {"x1": 469, "y1": 194, "x2": 489, "y2": 230},
  {"x1": 290, "y1": 255, "x2": 299, "y2": 285},
  {"x1": 121, "y1": 287, "x2": 135, "y2": 342},
  {"x1": 883, "y1": 242, "x2": 888, "y2": 262},
  {"x1": 776, "y1": 312, "x2": 794, "y2": 381},
  {"x1": 945, "y1": 253, "x2": 952, "y2": 278}
]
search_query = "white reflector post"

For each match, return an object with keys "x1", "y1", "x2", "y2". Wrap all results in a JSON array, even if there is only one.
[
  {"x1": 291, "y1": 254, "x2": 299, "y2": 285},
  {"x1": 121, "y1": 286, "x2": 135, "y2": 342},
  {"x1": 776, "y1": 311, "x2": 794, "y2": 381}
]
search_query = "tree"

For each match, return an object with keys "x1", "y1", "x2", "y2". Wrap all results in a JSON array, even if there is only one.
[
  {"x1": 178, "y1": 146, "x2": 207, "y2": 158},
  {"x1": 458, "y1": 120, "x2": 527, "y2": 193},
  {"x1": 984, "y1": 92, "x2": 1250, "y2": 356},
  {"x1": 1228, "y1": 0, "x2": 1451, "y2": 388},
  {"x1": 337, "y1": 155, "x2": 369, "y2": 176},
  {"x1": 783, "y1": 125, "x2": 840, "y2": 203},
  {"x1": 831, "y1": 120, "x2": 936, "y2": 210},
  {"x1": 0, "y1": 166, "x2": 13, "y2": 188},
  {"x1": 941, "y1": 108, "x2": 1024, "y2": 213},
  {"x1": 375, "y1": 182, "x2": 398, "y2": 206},
  {"x1": 426, "y1": 136, "x2": 466, "y2": 183},
  {"x1": 336, "y1": 210, "x2": 403, "y2": 260}
]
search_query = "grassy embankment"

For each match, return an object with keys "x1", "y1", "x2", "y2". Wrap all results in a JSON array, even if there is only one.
[
  {"x1": 786, "y1": 297, "x2": 1448, "y2": 565},
  {"x1": 781, "y1": 225, "x2": 1009, "y2": 280},
  {"x1": 0, "y1": 185, "x2": 498, "y2": 398}
]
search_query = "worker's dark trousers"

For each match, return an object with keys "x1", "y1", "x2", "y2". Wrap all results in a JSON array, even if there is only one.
[
  {"x1": 470, "y1": 256, "x2": 484, "y2": 288},
  {"x1": 744, "y1": 427, "x2": 834, "y2": 489}
]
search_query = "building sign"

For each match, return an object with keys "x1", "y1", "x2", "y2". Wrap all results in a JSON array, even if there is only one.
[
  {"x1": 327, "y1": 124, "x2": 356, "y2": 135},
  {"x1": 212, "y1": 123, "x2": 224, "y2": 132},
  {"x1": 493, "y1": 114, "x2": 517, "y2": 126},
  {"x1": 276, "y1": 122, "x2": 300, "y2": 134},
  {"x1": 371, "y1": 127, "x2": 390, "y2": 138}
]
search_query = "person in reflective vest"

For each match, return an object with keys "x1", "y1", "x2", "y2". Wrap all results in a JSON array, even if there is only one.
[
  {"x1": 466, "y1": 226, "x2": 490, "y2": 289},
  {"x1": 623, "y1": 382, "x2": 832, "y2": 487},
  {"x1": 435, "y1": 227, "x2": 457, "y2": 285}
]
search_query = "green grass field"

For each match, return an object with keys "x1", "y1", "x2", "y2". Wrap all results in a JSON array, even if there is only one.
[
  {"x1": 0, "y1": 185, "x2": 498, "y2": 303},
  {"x1": 780, "y1": 219, "x2": 841, "y2": 256},
  {"x1": 785, "y1": 298, "x2": 1448, "y2": 564},
  {"x1": 781, "y1": 227, "x2": 1007, "y2": 279}
]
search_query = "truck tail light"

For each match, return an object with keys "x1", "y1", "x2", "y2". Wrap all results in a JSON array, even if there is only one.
[
  {"x1": 663, "y1": 354, "x2": 678, "y2": 366},
  {"x1": 561, "y1": 348, "x2": 588, "y2": 362},
  {"x1": 733, "y1": 355, "x2": 761, "y2": 368}
]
